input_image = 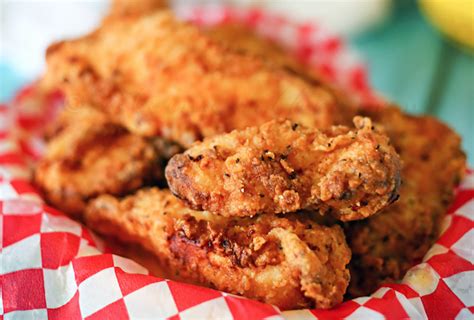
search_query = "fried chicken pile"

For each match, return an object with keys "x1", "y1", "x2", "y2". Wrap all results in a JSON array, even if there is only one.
[
  {"x1": 33, "y1": 0, "x2": 466, "y2": 310},
  {"x1": 42, "y1": 11, "x2": 356, "y2": 147}
]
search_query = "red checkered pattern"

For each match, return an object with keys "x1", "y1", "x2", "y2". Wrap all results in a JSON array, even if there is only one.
[{"x1": 1, "y1": 6, "x2": 472, "y2": 320}]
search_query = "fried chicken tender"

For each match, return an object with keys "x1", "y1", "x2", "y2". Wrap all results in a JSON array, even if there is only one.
[
  {"x1": 42, "y1": 11, "x2": 355, "y2": 148},
  {"x1": 34, "y1": 112, "x2": 160, "y2": 217},
  {"x1": 84, "y1": 188, "x2": 351, "y2": 310},
  {"x1": 204, "y1": 23, "x2": 357, "y2": 114},
  {"x1": 346, "y1": 106, "x2": 466, "y2": 296},
  {"x1": 166, "y1": 117, "x2": 401, "y2": 221},
  {"x1": 108, "y1": 0, "x2": 354, "y2": 111}
]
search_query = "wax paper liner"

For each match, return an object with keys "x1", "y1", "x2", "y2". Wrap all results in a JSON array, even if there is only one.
[{"x1": 1, "y1": 6, "x2": 473, "y2": 320}]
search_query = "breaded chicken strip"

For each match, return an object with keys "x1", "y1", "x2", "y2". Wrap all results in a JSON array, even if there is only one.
[
  {"x1": 41, "y1": 11, "x2": 355, "y2": 148},
  {"x1": 84, "y1": 188, "x2": 351, "y2": 310},
  {"x1": 107, "y1": 0, "x2": 354, "y2": 111},
  {"x1": 166, "y1": 117, "x2": 401, "y2": 220},
  {"x1": 204, "y1": 23, "x2": 357, "y2": 114},
  {"x1": 346, "y1": 106, "x2": 466, "y2": 296},
  {"x1": 34, "y1": 113, "x2": 160, "y2": 217}
]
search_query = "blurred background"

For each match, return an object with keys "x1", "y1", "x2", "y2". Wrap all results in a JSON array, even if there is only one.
[{"x1": 1, "y1": 0, "x2": 473, "y2": 165}]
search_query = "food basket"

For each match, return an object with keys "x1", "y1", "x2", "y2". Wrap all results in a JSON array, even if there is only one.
[{"x1": 1, "y1": 5, "x2": 472, "y2": 319}]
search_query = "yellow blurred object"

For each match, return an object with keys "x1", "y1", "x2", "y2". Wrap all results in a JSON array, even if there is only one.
[{"x1": 420, "y1": 0, "x2": 474, "y2": 50}]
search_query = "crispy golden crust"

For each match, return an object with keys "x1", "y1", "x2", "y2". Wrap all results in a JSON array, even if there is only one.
[
  {"x1": 107, "y1": 8, "x2": 354, "y2": 114},
  {"x1": 84, "y1": 188, "x2": 351, "y2": 310},
  {"x1": 43, "y1": 104, "x2": 108, "y2": 140},
  {"x1": 106, "y1": 0, "x2": 167, "y2": 19},
  {"x1": 346, "y1": 106, "x2": 466, "y2": 296},
  {"x1": 204, "y1": 23, "x2": 357, "y2": 118},
  {"x1": 166, "y1": 117, "x2": 401, "y2": 220},
  {"x1": 205, "y1": 23, "x2": 320, "y2": 81},
  {"x1": 45, "y1": 104, "x2": 184, "y2": 162},
  {"x1": 41, "y1": 11, "x2": 355, "y2": 147},
  {"x1": 34, "y1": 112, "x2": 160, "y2": 217}
]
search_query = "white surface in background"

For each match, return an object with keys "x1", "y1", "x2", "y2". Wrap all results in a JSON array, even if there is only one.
[
  {"x1": 0, "y1": 0, "x2": 392, "y2": 81},
  {"x1": 176, "y1": 0, "x2": 393, "y2": 35},
  {"x1": 1, "y1": 0, "x2": 109, "y2": 80}
]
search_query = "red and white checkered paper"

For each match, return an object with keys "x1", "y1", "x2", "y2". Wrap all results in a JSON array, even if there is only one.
[{"x1": 1, "y1": 6, "x2": 473, "y2": 320}]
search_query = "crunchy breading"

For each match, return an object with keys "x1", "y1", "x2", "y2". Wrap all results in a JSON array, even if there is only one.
[
  {"x1": 43, "y1": 104, "x2": 107, "y2": 140},
  {"x1": 34, "y1": 114, "x2": 160, "y2": 217},
  {"x1": 106, "y1": 0, "x2": 168, "y2": 18},
  {"x1": 345, "y1": 106, "x2": 466, "y2": 296},
  {"x1": 41, "y1": 11, "x2": 355, "y2": 148},
  {"x1": 105, "y1": 5, "x2": 355, "y2": 113},
  {"x1": 204, "y1": 23, "x2": 319, "y2": 80},
  {"x1": 204, "y1": 23, "x2": 357, "y2": 116},
  {"x1": 166, "y1": 117, "x2": 401, "y2": 220},
  {"x1": 45, "y1": 104, "x2": 183, "y2": 163},
  {"x1": 84, "y1": 188, "x2": 351, "y2": 310}
]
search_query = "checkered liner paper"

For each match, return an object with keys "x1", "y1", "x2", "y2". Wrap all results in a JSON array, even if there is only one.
[{"x1": 1, "y1": 6, "x2": 473, "y2": 320}]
